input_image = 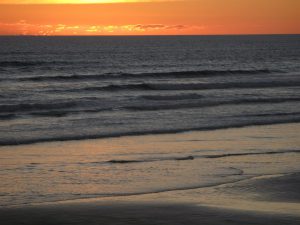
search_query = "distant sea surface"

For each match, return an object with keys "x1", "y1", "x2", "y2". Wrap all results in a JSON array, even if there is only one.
[{"x1": 0, "y1": 35, "x2": 300, "y2": 145}]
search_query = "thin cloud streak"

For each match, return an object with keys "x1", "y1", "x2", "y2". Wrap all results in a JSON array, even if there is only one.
[{"x1": 0, "y1": 21, "x2": 204, "y2": 35}]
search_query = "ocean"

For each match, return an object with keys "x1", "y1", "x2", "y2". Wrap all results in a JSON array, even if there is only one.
[
  {"x1": 0, "y1": 35, "x2": 300, "y2": 207},
  {"x1": 0, "y1": 35, "x2": 300, "y2": 145}
]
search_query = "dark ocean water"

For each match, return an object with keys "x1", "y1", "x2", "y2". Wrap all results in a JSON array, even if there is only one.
[{"x1": 0, "y1": 35, "x2": 300, "y2": 145}]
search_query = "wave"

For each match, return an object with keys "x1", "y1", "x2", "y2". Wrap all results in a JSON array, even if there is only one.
[
  {"x1": 0, "y1": 103, "x2": 113, "y2": 117},
  {"x1": 15, "y1": 69, "x2": 274, "y2": 82},
  {"x1": 0, "y1": 113, "x2": 16, "y2": 120},
  {"x1": 0, "y1": 61, "x2": 47, "y2": 67},
  {"x1": 0, "y1": 60, "x2": 74, "y2": 67},
  {"x1": 237, "y1": 112, "x2": 300, "y2": 118},
  {"x1": 203, "y1": 150, "x2": 300, "y2": 159},
  {"x1": 80, "y1": 80, "x2": 300, "y2": 92},
  {"x1": 0, "y1": 97, "x2": 110, "y2": 115},
  {"x1": 0, "y1": 60, "x2": 91, "y2": 68},
  {"x1": 0, "y1": 107, "x2": 113, "y2": 120},
  {"x1": 30, "y1": 107, "x2": 112, "y2": 117},
  {"x1": 140, "y1": 93, "x2": 203, "y2": 101},
  {"x1": 0, "y1": 101, "x2": 78, "y2": 114},
  {"x1": 80, "y1": 150, "x2": 300, "y2": 165},
  {"x1": 1, "y1": 97, "x2": 298, "y2": 119},
  {"x1": 126, "y1": 97, "x2": 300, "y2": 111},
  {"x1": 1, "y1": 118, "x2": 300, "y2": 146},
  {"x1": 107, "y1": 156, "x2": 195, "y2": 164},
  {"x1": 19, "y1": 74, "x2": 109, "y2": 82}
]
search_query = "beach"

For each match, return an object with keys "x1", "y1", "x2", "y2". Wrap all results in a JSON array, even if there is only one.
[
  {"x1": 1, "y1": 123, "x2": 300, "y2": 224},
  {"x1": 0, "y1": 35, "x2": 300, "y2": 224}
]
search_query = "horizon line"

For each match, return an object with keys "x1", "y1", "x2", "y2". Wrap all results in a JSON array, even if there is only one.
[{"x1": 0, "y1": 34, "x2": 299, "y2": 37}]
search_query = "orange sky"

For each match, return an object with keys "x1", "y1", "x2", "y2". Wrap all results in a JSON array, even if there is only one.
[{"x1": 0, "y1": 0, "x2": 299, "y2": 35}]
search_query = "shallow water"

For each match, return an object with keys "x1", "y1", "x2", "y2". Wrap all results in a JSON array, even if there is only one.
[{"x1": 0, "y1": 123, "x2": 299, "y2": 207}]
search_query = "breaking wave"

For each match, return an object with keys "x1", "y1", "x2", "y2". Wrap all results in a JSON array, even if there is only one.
[
  {"x1": 79, "y1": 80, "x2": 300, "y2": 92},
  {"x1": 1, "y1": 118, "x2": 300, "y2": 146},
  {"x1": 126, "y1": 97, "x2": 300, "y2": 111},
  {"x1": 14, "y1": 69, "x2": 274, "y2": 82}
]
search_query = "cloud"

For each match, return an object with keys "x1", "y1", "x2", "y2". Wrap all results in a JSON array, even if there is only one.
[
  {"x1": 134, "y1": 24, "x2": 166, "y2": 30},
  {"x1": 133, "y1": 24, "x2": 191, "y2": 31},
  {"x1": 0, "y1": 21, "x2": 202, "y2": 35}
]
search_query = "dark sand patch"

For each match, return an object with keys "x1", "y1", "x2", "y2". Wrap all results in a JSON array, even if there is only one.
[
  {"x1": 1, "y1": 202, "x2": 300, "y2": 225},
  {"x1": 223, "y1": 173, "x2": 300, "y2": 203}
]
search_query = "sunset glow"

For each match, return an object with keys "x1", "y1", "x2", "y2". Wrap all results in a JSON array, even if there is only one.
[{"x1": 0, "y1": 0, "x2": 299, "y2": 35}]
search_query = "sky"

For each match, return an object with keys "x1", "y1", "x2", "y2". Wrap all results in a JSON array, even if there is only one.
[{"x1": 0, "y1": 0, "x2": 299, "y2": 35}]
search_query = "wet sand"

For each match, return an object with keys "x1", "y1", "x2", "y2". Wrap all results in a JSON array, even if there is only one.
[{"x1": 1, "y1": 172, "x2": 300, "y2": 225}]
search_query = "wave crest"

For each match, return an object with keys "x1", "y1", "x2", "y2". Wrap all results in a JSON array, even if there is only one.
[{"x1": 14, "y1": 69, "x2": 274, "y2": 82}]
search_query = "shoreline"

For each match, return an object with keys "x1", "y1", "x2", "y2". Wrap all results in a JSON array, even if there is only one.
[
  {"x1": 1, "y1": 119, "x2": 300, "y2": 147},
  {"x1": 3, "y1": 171, "x2": 298, "y2": 209},
  {"x1": 1, "y1": 122, "x2": 300, "y2": 224}
]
